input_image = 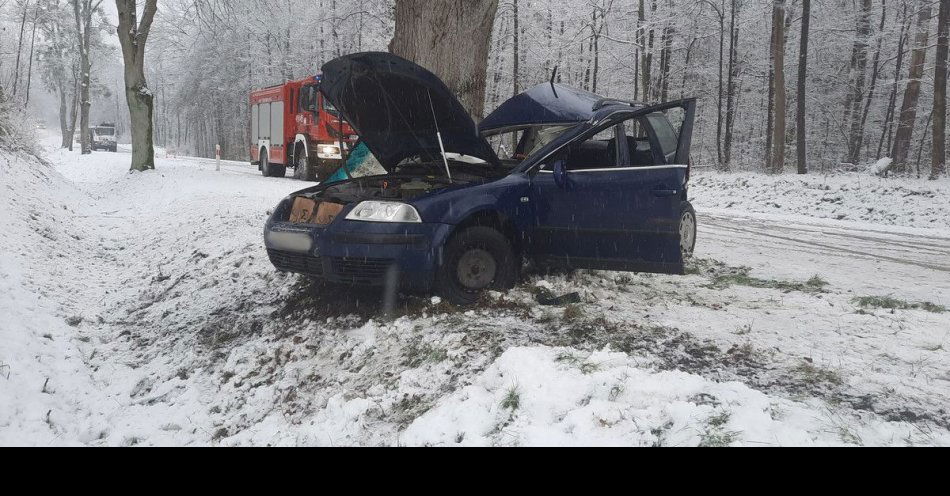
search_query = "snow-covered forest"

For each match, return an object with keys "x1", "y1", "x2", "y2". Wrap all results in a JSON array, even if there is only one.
[{"x1": 0, "y1": 0, "x2": 948, "y2": 176}]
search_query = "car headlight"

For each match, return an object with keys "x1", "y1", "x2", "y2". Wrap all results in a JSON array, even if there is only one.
[
  {"x1": 317, "y1": 144, "x2": 342, "y2": 159},
  {"x1": 346, "y1": 201, "x2": 422, "y2": 223}
]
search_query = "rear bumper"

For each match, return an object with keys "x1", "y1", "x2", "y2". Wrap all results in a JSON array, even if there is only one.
[{"x1": 265, "y1": 220, "x2": 453, "y2": 291}]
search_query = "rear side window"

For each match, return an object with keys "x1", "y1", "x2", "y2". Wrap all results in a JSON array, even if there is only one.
[{"x1": 646, "y1": 113, "x2": 678, "y2": 159}]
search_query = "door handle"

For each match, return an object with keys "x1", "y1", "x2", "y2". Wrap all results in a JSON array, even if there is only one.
[{"x1": 652, "y1": 188, "x2": 678, "y2": 198}]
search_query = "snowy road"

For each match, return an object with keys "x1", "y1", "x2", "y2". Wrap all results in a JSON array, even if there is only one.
[
  {"x1": 2, "y1": 141, "x2": 949, "y2": 446},
  {"x1": 703, "y1": 213, "x2": 950, "y2": 274}
]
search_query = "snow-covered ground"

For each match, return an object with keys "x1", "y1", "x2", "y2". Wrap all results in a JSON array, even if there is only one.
[{"x1": 2, "y1": 138, "x2": 948, "y2": 446}]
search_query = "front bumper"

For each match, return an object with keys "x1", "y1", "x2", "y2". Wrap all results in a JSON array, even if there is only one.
[{"x1": 265, "y1": 218, "x2": 453, "y2": 291}]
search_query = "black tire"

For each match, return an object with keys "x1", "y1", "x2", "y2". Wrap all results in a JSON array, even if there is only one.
[
  {"x1": 293, "y1": 146, "x2": 317, "y2": 181},
  {"x1": 679, "y1": 201, "x2": 698, "y2": 260},
  {"x1": 261, "y1": 149, "x2": 286, "y2": 178},
  {"x1": 260, "y1": 149, "x2": 271, "y2": 177},
  {"x1": 435, "y1": 226, "x2": 519, "y2": 305}
]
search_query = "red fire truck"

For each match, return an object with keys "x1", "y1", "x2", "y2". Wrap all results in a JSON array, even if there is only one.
[{"x1": 249, "y1": 75, "x2": 357, "y2": 181}]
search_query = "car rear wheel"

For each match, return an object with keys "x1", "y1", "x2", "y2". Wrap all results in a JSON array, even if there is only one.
[
  {"x1": 680, "y1": 202, "x2": 697, "y2": 260},
  {"x1": 436, "y1": 226, "x2": 519, "y2": 305}
]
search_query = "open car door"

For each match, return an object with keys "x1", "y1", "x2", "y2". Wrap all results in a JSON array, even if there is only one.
[{"x1": 528, "y1": 99, "x2": 696, "y2": 275}]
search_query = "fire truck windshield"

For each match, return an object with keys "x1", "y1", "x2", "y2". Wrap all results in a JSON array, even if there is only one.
[{"x1": 323, "y1": 98, "x2": 339, "y2": 117}]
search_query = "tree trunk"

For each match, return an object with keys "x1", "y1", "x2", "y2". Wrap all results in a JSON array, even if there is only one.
[
  {"x1": 513, "y1": 0, "x2": 520, "y2": 97},
  {"x1": 58, "y1": 81, "x2": 70, "y2": 148},
  {"x1": 846, "y1": 0, "x2": 873, "y2": 164},
  {"x1": 12, "y1": 0, "x2": 32, "y2": 97},
  {"x1": 72, "y1": 0, "x2": 94, "y2": 155},
  {"x1": 639, "y1": 0, "x2": 654, "y2": 101},
  {"x1": 891, "y1": 2, "x2": 933, "y2": 173},
  {"x1": 858, "y1": 0, "x2": 889, "y2": 161},
  {"x1": 878, "y1": 3, "x2": 909, "y2": 159},
  {"x1": 765, "y1": 5, "x2": 777, "y2": 170},
  {"x1": 796, "y1": 0, "x2": 811, "y2": 174},
  {"x1": 389, "y1": 0, "x2": 500, "y2": 120},
  {"x1": 723, "y1": 0, "x2": 740, "y2": 170},
  {"x1": 25, "y1": 7, "x2": 39, "y2": 108},
  {"x1": 715, "y1": 2, "x2": 725, "y2": 167},
  {"x1": 67, "y1": 70, "x2": 80, "y2": 152},
  {"x1": 660, "y1": 19, "x2": 673, "y2": 102},
  {"x1": 116, "y1": 0, "x2": 159, "y2": 172},
  {"x1": 932, "y1": 0, "x2": 949, "y2": 180},
  {"x1": 770, "y1": 0, "x2": 787, "y2": 174}
]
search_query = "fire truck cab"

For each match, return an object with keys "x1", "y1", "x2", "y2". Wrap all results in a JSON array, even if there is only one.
[{"x1": 250, "y1": 75, "x2": 357, "y2": 181}]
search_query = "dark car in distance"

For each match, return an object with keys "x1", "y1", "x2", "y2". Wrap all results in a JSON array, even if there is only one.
[{"x1": 264, "y1": 52, "x2": 698, "y2": 304}]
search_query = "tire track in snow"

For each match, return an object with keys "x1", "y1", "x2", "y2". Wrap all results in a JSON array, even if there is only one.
[{"x1": 701, "y1": 214, "x2": 950, "y2": 273}]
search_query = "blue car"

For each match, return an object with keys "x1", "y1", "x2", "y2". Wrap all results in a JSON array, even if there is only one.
[{"x1": 264, "y1": 52, "x2": 698, "y2": 304}]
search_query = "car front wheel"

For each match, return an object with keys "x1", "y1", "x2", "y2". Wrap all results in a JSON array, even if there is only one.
[
  {"x1": 680, "y1": 202, "x2": 697, "y2": 260},
  {"x1": 436, "y1": 226, "x2": 519, "y2": 305}
]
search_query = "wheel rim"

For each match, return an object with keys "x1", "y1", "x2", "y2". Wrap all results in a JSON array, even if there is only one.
[
  {"x1": 680, "y1": 211, "x2": 696, "y2": 258},
  {"x1": 456, "y1": 249, "x2": 497, "y2": 291}
]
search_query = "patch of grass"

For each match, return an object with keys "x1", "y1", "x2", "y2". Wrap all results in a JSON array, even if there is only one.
[
  {"x1": 393, "y1": 394, "x2": 433, "y2": 426},
  {"x1": 853, "y1": 296, "x2": 947, "y2": 313},
  {"x1": 555, "y1": 352, "x2": 600, "y2": 375},
  {"x1": 699, "y1": 431, "x2": 740, "y2": 447},
  {"x1": 838, "y1": 427, "x2": 863, "y2": 446},
  {"x1": 562, "y1": 304, "x2": 586, "y2": 322},
  {"x1": 708, "y1": 271, "x2": 829, "y2": 293},
  {"x1": 794, "y1": 360, "x2": 843, "y2": 387},
  {"x1": 699, "y1": 412, "x2": 740, "y2": 447},
  {"x1": 707, "y1": 411, "x2": 732, "y2": 429},
  {"x1": 403, "y1": 343, "x2": 450, "y2": 368},
  {"x1": 501, "y1": 387, "x2": 521, "y2": 411},
  {"x1": 212, "y1": 428, "x2": 229, "y2": 441},
  {"x1": 651, "y1": 421, "x2": 675, "y2": 447}
]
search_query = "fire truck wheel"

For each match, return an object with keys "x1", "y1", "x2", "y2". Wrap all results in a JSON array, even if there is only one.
[
  {"x1": 261, "y1": 150, "x2": 286, "y2": 178},
  {"x1": 294, "y1": 147, "x2": 317, "y2": 181}
]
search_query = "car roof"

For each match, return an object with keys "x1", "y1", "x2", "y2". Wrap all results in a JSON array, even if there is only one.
[{"x1": 479, "y1": 83, "x2": 658, "y2": 136}]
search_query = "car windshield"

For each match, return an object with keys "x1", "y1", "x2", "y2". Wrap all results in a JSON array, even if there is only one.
[{"x1": 95, "y1": 127, "x2": 115, "y2": 136}]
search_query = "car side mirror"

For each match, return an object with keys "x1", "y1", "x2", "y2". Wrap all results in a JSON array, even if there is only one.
[{"x1": 553, "y1": 159, "x2": 568, "y2": 188}]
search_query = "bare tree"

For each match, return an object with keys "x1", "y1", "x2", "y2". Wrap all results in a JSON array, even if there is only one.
[
  {"x1": 845, "y1": 0, "x2": 873, "y2": 165},
  {"x1": 115, "y1": 0, "x2": 158, "y2": 171},
  {"x1": 389, "y1": 0, "x2": 500, "y2": 119},
  {"x1": 796, "y1": 0, "x2": 811, "y2": 174},
  {"x1": 722, "y1": 0, "x2": 741, "y2": 170},
  {"x1": 72, "y1": 0, "x2": 103, "y2": 155},
  {"x1": 770, "y1": 0, "x2": 787, "y2": 174},
  {"x1": 12, "y1": 0, "x2": 34, "y2": 98},
  {"x1": 891, "y1": 2, "x2": 933, "y2": 174},
  {"x1": 933, "y1": 0, "x2": 949, "y2": 179},
  {"x1": 878, "y1": 2, "x2": 910, "y2": 159}
]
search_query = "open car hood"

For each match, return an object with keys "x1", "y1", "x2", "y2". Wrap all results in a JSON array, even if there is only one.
[
  {"x1": 320, "y1": 52, "x2": 499, "y2": 171},
  {"x1": 478, "y1": 83, "x2": 605, "y2": 135}
]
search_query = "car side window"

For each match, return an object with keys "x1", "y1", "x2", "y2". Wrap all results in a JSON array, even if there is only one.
[
  {"x1": 620, "y1": 118, "x2": 659, "y2": 167},
  {"x1": 645, "y1": 113, "x2": 679, "y2": 163},
  {"x1": 559, "y1": 124, "x2": 623, "y2": 171}
]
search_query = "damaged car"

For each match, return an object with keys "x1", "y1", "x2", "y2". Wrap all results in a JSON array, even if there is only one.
[{"x1": 264, "y1": 52, "x2": 698, "y2": 305}]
